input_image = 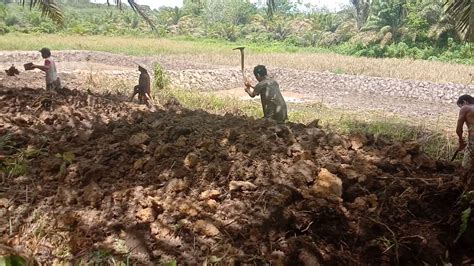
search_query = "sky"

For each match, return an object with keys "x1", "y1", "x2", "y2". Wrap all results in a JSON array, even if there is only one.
[{"x1": 91, "y1": 0, "x2": 349, "y2": 11}]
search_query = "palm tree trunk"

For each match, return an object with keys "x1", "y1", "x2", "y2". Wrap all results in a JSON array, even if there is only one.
[
  {"x1": 351, "y1": 0, "x2": 370, "y2": 30},
  {"x1": 267, "y1": 0, "x2": 276, "y2": 18}
]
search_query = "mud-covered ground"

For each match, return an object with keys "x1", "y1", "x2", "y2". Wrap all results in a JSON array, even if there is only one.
[
  {"x1": 1, "y1": 50, "x2": 472, "y2": 125},
  {"x1": 1, "y1": 76, "x2": 473, "y2": 264}
]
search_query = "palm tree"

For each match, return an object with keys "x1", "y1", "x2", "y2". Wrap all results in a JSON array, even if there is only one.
[
  {"x1": 20, "y1": 0, "x2": 63, "y2": 24},
  {"x1": 20, "y1": 0, "x2": 155, "y2": 29},
  {"x1": 23, "y1": 0, "x2": 276, "y2": 29},
  {"x1": 425, "y1": 1, "x2": 459, "y2": 42},
  {"x1": 267, "y1": 0, "x2": 276, "y2": 17},
  {"x1": 445, "y1": 0, "x2": 472, "y2": 42},
  {"x1": 350, "y1": 0, "x2": 371, "y2": 30},
  {"x1": 365, "y1": 0, "x2": 407, "y2": 41}
]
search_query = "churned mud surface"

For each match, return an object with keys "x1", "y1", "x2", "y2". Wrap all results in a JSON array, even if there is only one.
[
  {"x1": 0, "y1": 83, "x2": 473, "y2": 264},
  {"x1": 1, "y1": 50, "x2": 471, "y2": 124}
]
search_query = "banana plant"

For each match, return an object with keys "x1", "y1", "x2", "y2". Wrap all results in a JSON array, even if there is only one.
[
  {"x1": 20, "y1": 0, "x2": 63, "y2": 24},
  {"x1": 365, "y1": 0, "x2": 408, "y2": 41}
]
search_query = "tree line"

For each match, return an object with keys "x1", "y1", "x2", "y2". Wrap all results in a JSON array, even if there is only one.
[{"x1": 0, "y1": 0, "x2": 472, "y2": 63}]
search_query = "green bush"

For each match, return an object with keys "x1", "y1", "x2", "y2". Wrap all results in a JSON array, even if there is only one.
[
  {"x1": 70, "y1": 23, "x2": 89, "y2": 35},
  {"x1": 0, "y1": 22, "x2": 9, "y2": 35},
  {"x1": 153, "y1": 63, "x2": 169, "y2": 91},
  {"x1": 408, "y1": 47, "x2": 423, "y2": 59},
  {"x1": 284, "y1": 34, "x2": 305, "y2": 47},
  {"x1": 1, "y1": 2, "x2": 472, "y2": 65},
  {"x1": 35, "y1": 21, "x2": 56, "y2": 33},
  {"x1": 5, "y1": 14, "x2": 19, "y2": 26},
  {"x1": 395, "y1": 42, "x2": 409, "y2": 57}
]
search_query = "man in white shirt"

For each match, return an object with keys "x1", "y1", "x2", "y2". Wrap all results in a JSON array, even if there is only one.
[{"x1": 29, "y1": 48, "x2": 61, "y2": 90}]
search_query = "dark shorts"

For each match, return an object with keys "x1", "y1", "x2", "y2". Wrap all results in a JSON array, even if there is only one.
[
  {"x1": 463, "y1": 138, "x2": 474, "y2": 170},
  {"x1": 46, "y1": 78, "x2": 61, "y2": 90}
]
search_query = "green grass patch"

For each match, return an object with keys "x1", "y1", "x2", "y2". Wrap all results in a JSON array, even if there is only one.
[
  {"x1": 1, "y1": 33, "x2": 471, "y2": 65},
  {"x1": 0, "y1": 33, "x2": 332, "y2": 56},
  {"x1": 0, "y1": 255, "x2": 28, "y2": 266},
  {"x1": 156, "y1": 87, "x2": 262, "y2": 117}
]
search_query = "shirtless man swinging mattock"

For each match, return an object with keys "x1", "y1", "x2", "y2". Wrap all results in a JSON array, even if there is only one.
[
  {"x1": 244, "y1": 65, "x2": 288, "y2": 123},
  {"x1": 456, "y1": 94, "x2": 474, "y2": 189}
]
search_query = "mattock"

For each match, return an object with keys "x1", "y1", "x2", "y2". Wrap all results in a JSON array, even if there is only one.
[{"x1": 233, "y1": 46, "x2": 246, "y2": 82}]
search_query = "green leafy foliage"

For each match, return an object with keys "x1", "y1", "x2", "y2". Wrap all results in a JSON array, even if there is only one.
[
  {"x1": 445, "y1": 0, "x2": 472, "y2": 42},
  {"x1": 153, "y1": 63, "x2": 169, "y2": 91},
  {"x1": 0, "y1": 0, "x2": 472, "y2": 63},
  {"x1": 0, "y1": 133, "x2": 13, "y2": 150},
  {"x1": 455, "y1": 207, "x2": 471, "y2": 243},
  {"x1": 1, "y1": 144, "x2": 47, "y2": 178},
  {"x1": 161, "y1": 260, "x2": 177, "y2": 266},
  {"x1": 0, "y1": 3, "x2": 7, "y2": 20},
  {"x1": 0, "y1": 255, "x2": 28, "y2": 266},
  {"x1": 55, "y1": 151, "x2": 75, "y2": 175}
]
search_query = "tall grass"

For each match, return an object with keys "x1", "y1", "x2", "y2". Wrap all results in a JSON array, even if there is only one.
[
  {"x1": 1, "y1": 33, "x2": 473, "y2": 84},
  {"x1": 156, "y1": 87, "x2": 262, "y2": 117}
]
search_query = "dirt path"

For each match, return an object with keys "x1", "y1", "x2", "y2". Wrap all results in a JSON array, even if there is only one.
[{"x1": 0, "y1": 50, "x2": 471, "y2": 127}]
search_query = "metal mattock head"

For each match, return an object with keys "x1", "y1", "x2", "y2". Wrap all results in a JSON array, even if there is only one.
[{"x1": 233, "y1": 47, "x2": 245, "y2": 76}]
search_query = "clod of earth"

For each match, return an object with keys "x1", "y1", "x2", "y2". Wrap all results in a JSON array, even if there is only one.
[
  {"x1": 129, "y1": 132, "x2": 150, "y2": 146},
  {"x1": 0, "y1": 85, "x2": 471, "y2": 265},
  {"x1": 229, "y1": 180, "x2": 258, "y2": 191},
  {"x1": 5, "y1": 65, "x2": 20, "y2": 76},
  {"x1": 310, "y1": 168, "x2": 343, "y2": 202}
]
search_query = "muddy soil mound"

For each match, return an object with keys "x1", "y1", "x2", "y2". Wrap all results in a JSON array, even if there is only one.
[
  {"x1": 0, "y1": 85, "x2": 472, "y2": 264},
  {"x1": 0, "y1": 50, "x2": 467, "y2": 122}
]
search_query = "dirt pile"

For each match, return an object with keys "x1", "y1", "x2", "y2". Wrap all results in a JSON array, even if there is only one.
[
  {"x1": 1, "y1": 50, "x2": 462, "y2": 123},
  {"x1": 0, "y1": 85, "x2": 472, "y2": 264}
]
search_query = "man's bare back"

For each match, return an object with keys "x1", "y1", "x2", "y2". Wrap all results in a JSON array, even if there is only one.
[
  {"x1": 465, "y1": 105, "x2": 474, "y2": 138},
  {"x1": 456, "y1": 95, "x2": 474, "y2": 188},
  {"x1": 457, "y1": 100, "x2": 474, "y2": 141}
]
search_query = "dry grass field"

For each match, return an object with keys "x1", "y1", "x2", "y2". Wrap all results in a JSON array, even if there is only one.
[{"x1": 1, "y1": 33, "x2": 473, "y2": 84}]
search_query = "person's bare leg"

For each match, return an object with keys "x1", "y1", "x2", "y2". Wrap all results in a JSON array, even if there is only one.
[
  {"x1": 144, "y1": 93, "x2": 154, "y2": 107},
  {"x1": 462, "y1": 153, "x2": 474, "y2": 191},
  {"x1": 131, "y1": 86, "x2": 140, "y2": 102},
  {"x1": 469, "y1": 153, "x2": 474, "y2": 190},
  {"x1": 55, "y1": 78, "x2": 61, "y2": 90}
]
